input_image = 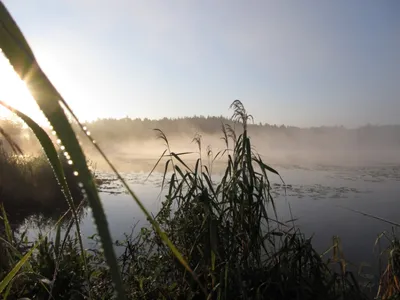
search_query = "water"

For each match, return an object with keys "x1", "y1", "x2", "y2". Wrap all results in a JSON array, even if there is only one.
[{"x1": 18, "y1": 163, "x2": 400, "y2": 283}]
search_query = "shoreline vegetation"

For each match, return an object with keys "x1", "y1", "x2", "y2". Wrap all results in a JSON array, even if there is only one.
[
  {"x1": 0, "y1": 101, "x2": 399, "y2": 299},
  {"x1": 0, "y1": 149, "x2": 86, "y2": 216},
  {"x1": 0, "y1": 3, "x2": 399, "y2": 299}
]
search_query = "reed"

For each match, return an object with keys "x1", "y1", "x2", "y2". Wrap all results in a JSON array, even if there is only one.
[{"x1": 0, "y1": 2, "x2": 398, "y2": 299}]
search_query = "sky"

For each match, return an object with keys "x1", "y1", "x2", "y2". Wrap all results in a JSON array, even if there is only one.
[{"x1": 1, "y1": 0, "x2": 400, "y2": 127}]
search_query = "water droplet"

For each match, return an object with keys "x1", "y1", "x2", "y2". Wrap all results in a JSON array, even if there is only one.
[
  {"x1": 78, "y1": 182, "x2": 84, "y2": 188},
  {"x1": 92, "y1": 140, "x2": 96, "y2": 144},
  {"x1": 83, "y1": 126, "x2": 87, "y2": 131},
  {"x1": 49, "y1": 125, "x2": 53, "y2": 130},
  {"x1": 56, "y1": 139, "x2": 61, "y2": 144},
  {"x1": 60, "y1": 146, "x2": 65, "y2": 150},
  {"x1": 52, "y1": 131, "x2": 57, "y2": 136},
  {"x1": 73, "y1": 171, "x2": 79, "y2": 176},
  {"x1": 68, "y1": 160, "x2": 73, "y2": 165},
  {"x1": 86, "y1": 131, "x2": 91, "y2": 136},
  {"x1": 64, "y1": 151, "x2": 69, "y2": 156}
]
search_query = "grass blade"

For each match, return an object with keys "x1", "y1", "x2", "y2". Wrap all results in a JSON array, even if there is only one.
[
  {"x1": 145, "y1": 149, "x2": 167, "y2": 182},
  {"x1": 170, "y1": 152, "x2": 193, "y2": 172},
  {"x1": 1, "y1": 5, "x2": 205, "y2": 297},
  {"x1": 0, "y1": 205, "x2": 13, "y2": 243},
  {"x1": 54, "y1": 222, "x2": 62, "y2": 258},
  {"x1": 0, "y1": 206, "x2": 73, "y2": 294},
  {"x1": 0, "y1": 244, "x2": 38, "y2": 294},
  {"x1": 0, "y1": 126, "x2": 23, "y2": 155},
  {"x1": 0, "y1": 4, "x2": 125, "y2": 299},
  {"x1": 0, "y1": 100, "x2": 89, "y2": 275}
]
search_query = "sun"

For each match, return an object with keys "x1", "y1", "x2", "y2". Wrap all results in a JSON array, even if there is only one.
[{"x1": 0, "y1": 50, "x2": 47, "y2": 126}]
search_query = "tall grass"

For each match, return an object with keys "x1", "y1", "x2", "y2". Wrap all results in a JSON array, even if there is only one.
[
  {"x1": 0, "y1": 2, "x2": 399, "y2": 299},
  {"x1": 0, "y1": 99, "x2": 373, "y2": 299},
  {"x1": 0, "y1": 2, "x2": 199, "y2": 298},
  {"x1": 0, "y1": 201, "x2": 94, "y2": 299},
  {"x1": 132, "y1": 100, "x2": 367, "y2": 299}
]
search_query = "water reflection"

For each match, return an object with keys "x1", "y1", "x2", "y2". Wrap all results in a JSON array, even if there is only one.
[{"x1": 5, "y1": 162, "x2": 400, "y2": 284}]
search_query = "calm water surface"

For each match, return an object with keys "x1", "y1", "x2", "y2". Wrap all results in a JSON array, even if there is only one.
[{"x1": 20, "y1": 163, "x2": 400, "y2": 283}]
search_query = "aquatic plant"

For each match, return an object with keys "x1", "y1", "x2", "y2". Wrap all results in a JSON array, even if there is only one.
[{"x1": 0, "y1": 2, "x2": 398, "y2": 299}]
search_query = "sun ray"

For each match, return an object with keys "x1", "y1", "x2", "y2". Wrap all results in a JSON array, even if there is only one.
[{"x1": 0, "y1": 50, "x2": 47, "y2": 126}]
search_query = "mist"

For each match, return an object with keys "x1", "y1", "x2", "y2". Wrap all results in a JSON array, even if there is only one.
[
  {"x1": 74, "y1": 117, "x2": 400, "y2": 172},
  {"x1": 2, "y1": 116, "x2": 400, "y2": 172}
]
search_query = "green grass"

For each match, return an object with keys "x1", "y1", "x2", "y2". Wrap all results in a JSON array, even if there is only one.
[{"x1": 0, "y1": 2, "x2": 400, "y2": 299}]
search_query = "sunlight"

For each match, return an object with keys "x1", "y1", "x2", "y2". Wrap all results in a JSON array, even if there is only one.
[{"x1": 0, "y1": 50, "x2": 47, "y2": 126}]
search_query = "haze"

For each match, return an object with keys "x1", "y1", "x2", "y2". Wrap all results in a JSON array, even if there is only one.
[
  {"x1": 4, "y1": 115, "x2": 400, "y2": 172},
  {"x1": 3, "y1": 0, "x2": 400, "y2": 128}
]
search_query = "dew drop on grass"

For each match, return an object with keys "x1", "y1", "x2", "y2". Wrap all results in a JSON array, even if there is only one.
[
  {"x1": 78, "y1": 182, "x2": 84, "y2": 188},
  {"x1": 64, "y1": 151, "x2": 69, "y2": 157},
  {"x1": 98, "y1": 242, "x2": 104, "y2": 253},
  {"x1": 56, "y1": 139, "x2": 61, "y2": 144},
  {"x1": 60, "y1": 146, "x2": 65, "y2": 150},
  {"x1": 52, "y1": 130, "x2": 57, "y2": 136},
  {"x1": 92, "y1": 140, "x2": 96, "y2": 144},
  {"x1": 86, "y1": 131, "x2": 91, "y2": 136},
  {"x1": 68, "y1": 160, "x2": 73, "y2": 165},
  {"x1": 73, "y1": 171, "x2": 79, "y2": 176},
  {"x1": 83, "y1": 126, "x2": 87, "y2": 131}
]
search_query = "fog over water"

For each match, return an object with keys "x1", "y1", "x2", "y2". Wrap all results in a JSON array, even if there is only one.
[
  {"x1": 80, "y1": 120, "x2": 400, "y2": 171},
  {"x1": 3, "y1": 115, "x2": 400, "y2": 170}
]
